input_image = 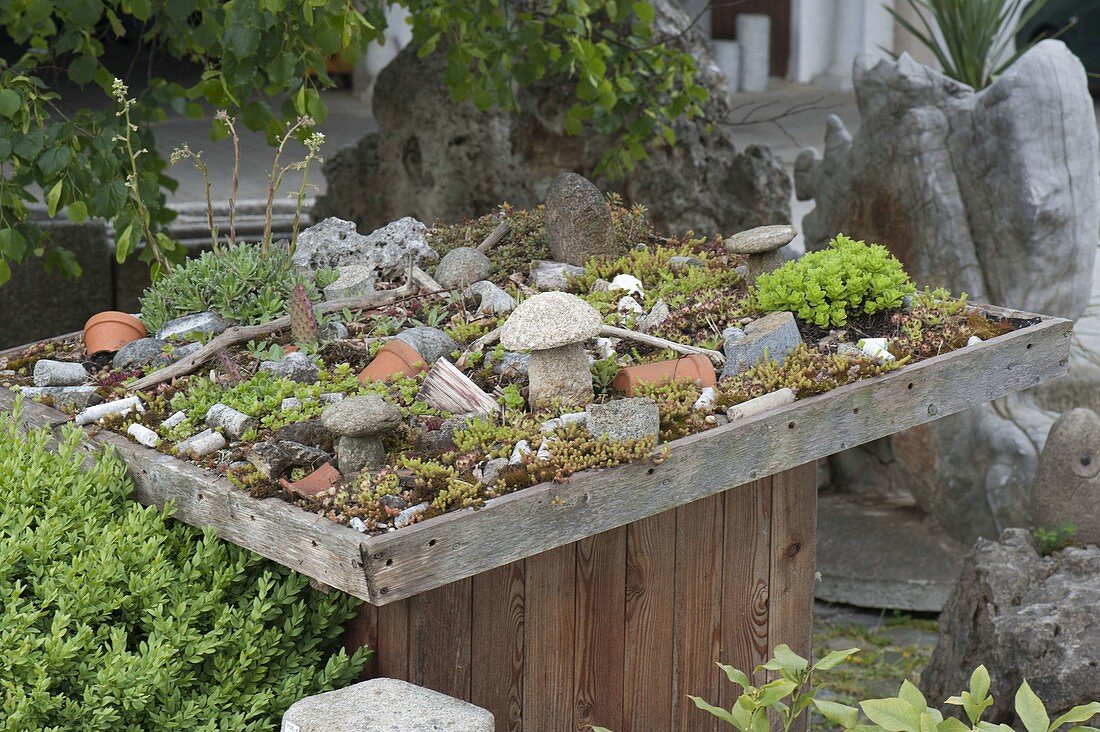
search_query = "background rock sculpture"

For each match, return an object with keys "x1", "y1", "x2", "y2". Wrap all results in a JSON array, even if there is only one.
[
  {"x1": 314, "y1": 0, "x2": 790, "y2": 236},
  {"x1": 796, "y1": 41, "x2": 1100, "y2": 545}
]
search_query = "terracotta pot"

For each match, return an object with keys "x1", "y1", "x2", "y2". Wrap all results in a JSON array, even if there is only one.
[
  {"x1": 280, "y1": 462, "x2": 341, "y2": 499},
  {"x1": 358, "y1": 339, "x2": 427, "y2": 383},
  {"x1": 83, "y1": 311, "x2": 147, "y2": 354},
  {"x1": 612, "y1": 354, "x2": 717, "y2": 396}
]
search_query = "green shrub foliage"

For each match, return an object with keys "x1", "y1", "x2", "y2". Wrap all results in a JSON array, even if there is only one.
[
  {"x1": 755, "y1": 234, "x2": 916, "y2": 328},
  {"x1": 0, "y1": 400, "x2": 368, "y2": 731},
  {"x1": 139, "y1": 242, "x2": 336, "y2": 330}
]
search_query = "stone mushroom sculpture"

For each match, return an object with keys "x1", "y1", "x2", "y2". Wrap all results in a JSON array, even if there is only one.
[
  {"x1": 724, "y1": 224, "x2": 796, "y2": 284},
  {"x1": 321, "y1": 394, "x2": 402, "y2": 475},
  {"x1": 500, "y1": 291, "x2": 602, "y2": 408}
]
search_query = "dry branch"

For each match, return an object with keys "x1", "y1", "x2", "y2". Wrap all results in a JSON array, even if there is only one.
[
  {"x1": 129, "y1": 283, "x2": 418, "y2": 390},
  {"x1": 599, "y1": 325, "x2": 726, "y2": 366},
  {"x1": 477, "y1": 220, "x2": 511, "y2": 253}
]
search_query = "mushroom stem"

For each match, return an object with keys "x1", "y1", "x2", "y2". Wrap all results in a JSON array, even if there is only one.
[{"x1": 528, "y1": 343, "x2": 593, "y2": 409}]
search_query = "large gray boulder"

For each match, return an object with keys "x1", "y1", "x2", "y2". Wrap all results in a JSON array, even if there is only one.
[
  {"x1": 292, "y1": 216, "x2": 437, "y2": 281},
  {"x1": 798, "y1": 42, "x2": 1099, "y2": 545},
  {"x1": 313, "y1": 0, "x2": 790, "y2": 237},
  {"x1": 1032, "y1": 408, "x2": 1100, "y2": 542},
  {"x1": 923, "y1": 528, "x2": 1100, "y2": 723}
]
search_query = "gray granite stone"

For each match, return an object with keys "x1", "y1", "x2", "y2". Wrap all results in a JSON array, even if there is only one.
[
  {"x1": 395, "y1": 327, "x2": 459, "y2": 365},
  {"x1": 323, "y1": 265, "x2": 375, "y2": 301},
  {"x1": 259, "y1": 352, "x2": 319, "y2": 383},
  {"x1": 721, "y1": 311, "x2": 802, "y2": 379},
  {"x1": 33, "y1": 359, "x2": 88, "y2": 387},
  {"x1": 322, "y1": 395, "x2": 402, "y2": 437},
  {"x1": 434, "y1": 247, "x2": 492, "y2": 290},
  {"x1": 586, "y1": 398, "x2": 660, "y2": 442},
  {"x1": 156, "y1": 311, "x2": 232, "y2": 342},
  {"x1": 544, "y1": 172, "x2": 620, "y2": 267}
]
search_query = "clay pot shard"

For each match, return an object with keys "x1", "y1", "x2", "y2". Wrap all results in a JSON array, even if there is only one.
[
  {"x1": 83, "y1": 312, "x2": 147, "y2": 354},
  {"x1": 358, "y1": 339, "x2": 428, "y2": 383},
  {"x1": 612, "y1": 354, "x2": 717, "y2": 396}
]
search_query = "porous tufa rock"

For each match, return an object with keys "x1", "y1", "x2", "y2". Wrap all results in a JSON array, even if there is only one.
[{"x1": 292, "y1": 216, "x2": 437, "y2": 280}]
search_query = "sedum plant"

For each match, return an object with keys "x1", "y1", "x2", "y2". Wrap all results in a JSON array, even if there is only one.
[
  {"x1": 139, "y1": 243, "x2": 336, "y2": 331},
  {"x1": 676, "y1": 645, "x2": 1100, "y2": 732},
  {"x1": 755, "y1": 234, "x2": 915, "y2": 328},
  {"x1": 0, "y1": 399, "x2": 368, "y2": 730}
]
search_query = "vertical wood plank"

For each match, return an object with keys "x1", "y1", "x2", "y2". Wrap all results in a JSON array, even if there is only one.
[
  {"x1": 375, "y1": 598, "x2": 410, "y2": 680},
  {"x1": 721, "y1": 477, "x2": 773, "y2": 704},
  {"x1": 343, "y1": 602, "x2": 379, "y2": 680},
  {"x1": 472, "y1": 562, "x2": 526, "y2": 732},
  {"x1": 524, "y1": 543, "x2": 576, "y2": 732},
  {"x1": 574, "y1": 527, "x2": 627, "y2": 731},
  {"x1": 769, "y1": 462, "x2": 819, "y2": 732},
  {"x1": 409, "y1": 578, "x2": 473, "y2": 698},
  {"x1": 673, "y1": 493, "x2": 725, "y2": 732},
  {"x1": 623, "y1": 510, "x2": 677, "y2": 732}
]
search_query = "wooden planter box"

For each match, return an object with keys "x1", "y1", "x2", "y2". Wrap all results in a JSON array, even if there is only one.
[{"x1": 3, "y1": 304, "x2": 1072, "y2": 731}]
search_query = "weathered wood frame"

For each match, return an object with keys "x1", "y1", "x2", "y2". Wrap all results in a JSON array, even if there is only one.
[{"x1": 0, "y1": 305, "x2": 1072, "y2": 606}]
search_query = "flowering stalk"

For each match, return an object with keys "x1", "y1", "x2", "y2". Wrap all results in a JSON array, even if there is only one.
[
  {"x1": 214, "y1": 110, "x2": 240, "y2": 249},
  {"x1": 262, "y1": 116, "x2": 315, "y2": 254}
]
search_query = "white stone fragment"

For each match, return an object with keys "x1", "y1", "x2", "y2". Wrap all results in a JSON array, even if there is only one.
[
  {"x1": 75, "y1": 396, "x2": 143, "y2": 426},
  {"x1": 175, "y1": 428, "x2": 227, "y2": 457},
  {"x1": 858, "y1": 337, "x2": 895, "y2": 363},
  {"x1": 726, "y1": 388, "x2": 796, "y2": 421},
  {"x1": 320, "y1": 393, "x2": 346, "y2": 404},
  {"x1": 967, "y1": 335, "x2": 983, "y2": 346},
  {"x1": 693, "y1": 386, "x2": 718, "y2": 411},
  {"x1": 394, "y1": 501, "x2": 430, "y2": 529},
  {"x1": 281, "y1": 397, "x2": 303, "y2": 411},
  {"x1": 349, "y1": 517, "x2": 367, "y2": 533},
  {"x1": 540, "y1": 412, "x2": 587, "y2": 433},
  {"x1": 617, "y1": 296, "x2": 644, "y2": 314},
  {"x1": 536, "y1": 438, "x2": 554, "y2": 462},
  {"x1": 609, "y1": 273, "x2": 644, "y2": 295},
  {"x1": 127, "y1": 423, "x2": 160, "y2": 448},
  {"x1": 594, "y1": 337, "x2": 617, "y2": 360},
  {"x1": 205, "y1": 403, "x2": 256, "y2": 440},
  {"x1": 510, "y1": 439, "x2": 532, "y2": 464},
  {"x1": 162, "y1": 410, "x2": 187, "y2": 429}
]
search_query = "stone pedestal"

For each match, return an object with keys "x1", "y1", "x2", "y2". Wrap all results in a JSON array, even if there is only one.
[
  {"x1": 711, "y1": 39, "x2": 740, "y2": 93},
  {"x1": 737, "y1": 14, "x2": 770, "y2": 92}
]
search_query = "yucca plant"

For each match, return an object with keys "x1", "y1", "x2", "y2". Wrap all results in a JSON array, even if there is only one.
[{"x1": 887, "y1": 0, "x2": 1054, "y2": 89}]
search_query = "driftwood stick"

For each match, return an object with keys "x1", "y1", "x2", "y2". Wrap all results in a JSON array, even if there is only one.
[
  {"x1": 599, "y1": 325, "x2": 726, "y2": 367},
  {"x1": 476, "y1": 220, "x2": 511, "y2": 253},
  {"x1": 455, "y1": 326, "x2": 503, "y2": 369},
  {"x1": 411, "y1": 266, "x2": 445, "y2": 294},
  {"x1": 129, "y1": 283, "x2": 417, "y2": 391}
]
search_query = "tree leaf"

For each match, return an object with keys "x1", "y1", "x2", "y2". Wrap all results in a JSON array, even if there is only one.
[
  {"x1": 970, "y1": 665, "x2": 991, "y2": 701},
  {"x1": 687, "y1": 695, "x2": 739, "y2": 727},
  {"x1": 0, "y1": 258, "x2": 10, "y2": 286},
  {"x1": 1015, "y1": 681, "x2": 1049, "y2": 732},
  {"x1": 815, "y1": 647, "x2": 859, "y2": 671},
  {"x1": 46, "y1": 180, "x2": 64, "y2": 217},
  {"x1": 1052, "y1": 703, "x2": 1100, "y2": 731},
  {"x1": 814, "y1": 699, "x2": 860, "y2": 728},
  {"x1": 0, "y1": 89, "x2": 20, "y2": 118},
  {"x1": 900, "y1": 680, "x2": 928, "y2": 714},
  {"x1": 860, "y1": 698, "x2": 923, "y2": 732}
]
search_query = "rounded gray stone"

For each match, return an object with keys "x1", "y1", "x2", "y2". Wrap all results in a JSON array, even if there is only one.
[
  {"x1": 464, "y1": 280, "x2": 516, "y2": 316},
  {"x1": 33, "y1": 359, "x2": 89, "y2": 387},
  {"x1": 1032, "y1": 408, "x2": 1100, "y2": 543},
  {"x1": 321, "y1": 395, "x2": 402, "y2": 437},
  {"x1": 323, "y1": 265, "x2": 375, "y2": 301},
  {"x1": 259, "y1": 352, "x2": 320, "y2": 383},
  {"x1": 336, "y1": 435, "x2": 386, "y2": 474},
  {"x1": 395, "y1": 327, "x2": 459, "y2": 365},
  {"x1": 434, "y1": 247, "x2": 492, "y2": 290},
  {"x1": 722, "y1": 311, "x2": 803, "y2": 379},
  {"x1": 112, "y1": 338, "x2": 168, "y2": 369},
  {"x1": 544, "y1": 172, "x2": 621, "y2": 267},
  {"x1": 724, "y1": 224, "x2": 797, "y2": 254},
  {"x1": 500, "y1": 291, "x2": 601, "y2": 351}
]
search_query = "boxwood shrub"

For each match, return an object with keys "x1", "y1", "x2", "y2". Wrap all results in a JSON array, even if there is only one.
[{"x1": 0, "y1": 399, "x2": 368, "y2": 731}]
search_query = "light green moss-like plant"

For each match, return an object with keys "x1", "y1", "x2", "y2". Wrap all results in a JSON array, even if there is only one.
[
  {"x1": 755, "y1": 234, "x2": 915, "y2": 328},
  {"x1": 0, "y1": 399, "x2": 368, "y2": 731},
  {"x1": 139, "y1": 243, "x2": 336, "y2": 331}
]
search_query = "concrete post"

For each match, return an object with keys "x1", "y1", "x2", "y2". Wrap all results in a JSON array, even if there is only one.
[{"x1": 281, "y1": 678, "x2": 494, "y2": 732}]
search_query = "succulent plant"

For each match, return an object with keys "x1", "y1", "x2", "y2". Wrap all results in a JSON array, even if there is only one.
[{"x1": 290, "y1": 283, "x2": 319, "y2": 345}]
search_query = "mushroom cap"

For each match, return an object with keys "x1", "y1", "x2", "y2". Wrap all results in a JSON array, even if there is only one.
[
  {"x1": 500, "y1": 291, "x2": 602, "y2": 351},
  {"x1": 724, "y1": 224, "x2": 797, "y2": 255},
  {"x1": 321, "y1": 394, "x2": 402, "y2": 437}
]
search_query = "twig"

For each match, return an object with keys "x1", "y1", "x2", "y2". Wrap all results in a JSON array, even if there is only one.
[
  {"x1": 477, "y1": 220, "x2": 511, "y2": 253},
  {"x1": 411, "y1": 266, "x2": 445, "y2": 294},
  {"x1": 129, "y1": 283, "x2": 418, "y2": 390},
  {"x1": 599, "y1": 325, "x2": 725, "y2": 367}
]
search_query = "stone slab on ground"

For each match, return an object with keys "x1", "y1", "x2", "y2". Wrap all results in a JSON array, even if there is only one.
[
  {"x1": 816, "y1": 491, "x2": 966, "y2": 612},
  {"x1": 282, "y1": 678, "x2": 494, "y2": 732}
]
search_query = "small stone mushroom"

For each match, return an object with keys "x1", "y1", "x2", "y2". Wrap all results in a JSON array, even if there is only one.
[
  {"x1": 500, "y1": 291, "x2": 602, "y2": 408},
  {"x1": 724, "y1": 224, "x2": 797, "y2": 284},
  {"x1": 321, "y1": 395, "x2": 402, "y2": 475}
]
